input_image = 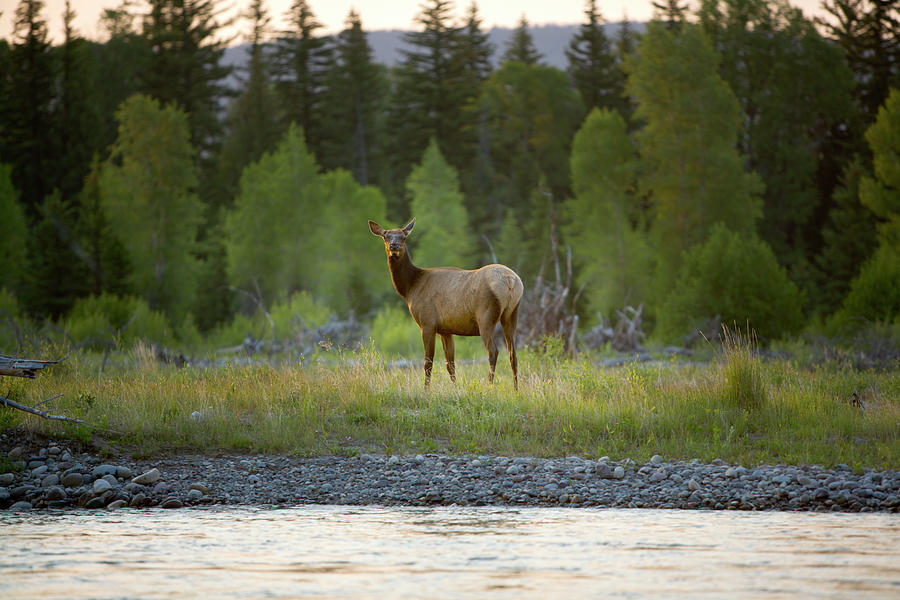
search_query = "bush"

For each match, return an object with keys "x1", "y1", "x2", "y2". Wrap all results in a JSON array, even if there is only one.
[
  {"x1": 657, "y1": 224, "x2": 803, "y2": 342},
  {"x1": 270, "y1": 291, "x2": 331, "y2": 339},
  {"x1": 719, "y1": 326, "x2": 767, "y2": 411},
  {"x1": 831, "y1": 246, "x2": 900, "y2": 331},
  {"x1": 0, "y1": 288, "x2": 29, "y2": 352},
  {"x1": 62, "y1": 293, "x2": 172, "y2": 349},
  {"x1": 369, "y1": 304, "x2": 421, "y2": 358}
]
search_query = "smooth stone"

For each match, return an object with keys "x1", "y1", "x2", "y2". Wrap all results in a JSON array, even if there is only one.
[
  {"x1": 650, "y1": 455, "x2": 664, "y2": 465},
  {"x1": 132, "y1": 468, "x2": 161, "y2": 485},
  {"x1": 47, "y1": 446, "x2": 61, "y2": 456},
  {"x1": 84, "y1": 496, "x2": 107, "y2": 509},
  {"x1": 160, "y1": 497, "x2": 183, "y2": 509},
  {"x1": 61, "y1": 472, "x2": 84, "y2": 488},
  {"x1": 44, "y1": 486, "x2": 67, "y2": 501},
  {"x1": 93, "y1": 479, "x2": 113, "y2": 494},
  {"x1": 189, "y1": 482, "x2": 210, "y2": 494},
  {"x1": 613, "y1": 466, "x2": 625, "y2": 479},
  {"x1": 92, "y1": 464, "x2": 118, "y2": 477},
  {"x1": 0, "y1": 473, "x2": 15, "y2": 486},
  {"x1": 31, "y1": 465, "x2": 48, "y2": 478},
  {"x1": 649, "y1": 468, "x2": 668, "y2": 482},
  {"x1": 9, "y1": 501, "x2": 32, "y2": 511},
  {"x1": 116, "y1": 466, "x2": 134, "y2": 480},
  {"x1": 41, "y1": 474, "x2": 60, "y2": 488},
  {"x1": 797, "y1": 475, "x2": 815, "y2": 487},
  {"x1": 688, "y1": 479, "x2": 701, "y2": 492},
  {"x1": 596, "y1": 463, "x2": 613, "y2": 479},
  {"x1": 187, "y1": 489, "x2": 204, "y2": 501},
  {"x1": 107, "y1": 499, "x2": 128, "y2": 509}
]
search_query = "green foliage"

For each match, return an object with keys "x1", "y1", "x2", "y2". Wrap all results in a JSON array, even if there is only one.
[
  {"x1": 860, "y1": 88, "x2": 900, "y2": 249},
  {"x1": 225, "y1": 124, "x2": 320, "y2": 304},
  {"x1": 658, "y1": 224, "x2": 803, "y2": 342},
  {"x1": 0, "y1": 288, "x2": 28, "y2": 353},
  {"x1": 406, "y1": 140, "x2": 475, "y2": 268},
  {"x1": 0, "y1": 164, "x2": 27, "y2": 293},
  {"x1": 626, "y1": 22, "x2": 763, "y2": 290},
  {"x1": 565, "y1": 0, "x2": 624, "y2": 114},
  {"x1": 502, "y1": 15, "x2": 543, "y2": 65},
  {"x1": 369, "y1": 304, "x2": 421, "y2": 358},
  {"x1": 719, "y1": 326, "x2": 768, "y2": 411},
  {"x1": 832, "y1": 246, "x2": 900, "y2": 328},
  {"x1": 61, "y1": 293, "x2": 173, "y2": 350},
  {"x1": 566, "y1": 108, "x2": 651, "y2": 315},
  {"x1": 270, "y1": 291, "x2": 331, "y2": 339},
  {"x1": 100, "y1": 94, "x2": 203, "y2": 322}
]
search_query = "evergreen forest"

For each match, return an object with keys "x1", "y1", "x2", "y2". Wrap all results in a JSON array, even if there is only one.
[{"x1": 1, "y1": 0, "x2": 899, "y2": 360}]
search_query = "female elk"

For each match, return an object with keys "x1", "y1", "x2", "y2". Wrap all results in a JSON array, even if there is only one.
[{"x1": 369, "y1": 218, "x2": 524, "y2": 389}]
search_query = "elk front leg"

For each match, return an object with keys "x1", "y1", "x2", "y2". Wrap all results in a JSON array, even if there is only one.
[
  {"x1": 422, "y1": 327, "x2": 436, "y2": 386},
  {"x1": 480, "y1": 328, "x2": 499, "y2": 384},
  {"x1": 440, "y1": 333, "x2": 456, "y2": 383}
]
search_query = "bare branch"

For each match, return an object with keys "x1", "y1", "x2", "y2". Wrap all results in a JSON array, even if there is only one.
[{"x1": 0, "y1": 395, "x2": 84, "y2": 424}]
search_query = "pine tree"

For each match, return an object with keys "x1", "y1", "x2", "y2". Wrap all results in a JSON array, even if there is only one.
[
  {"x1": 216, "y1": 0, "x2": 282, "y2": 209},
  {"x1": 319, "y1": 9, "x2": 387, "y2": 186},
  {"x1": 387, "y1": 0, "x2": 469, "y2": 213},
  {"x1": 566, "y1": 0, "x2": 623, "y2": 115},
  {"x1": 140, "y1": 0, "x2": 233, "y2": 170},
  {"x1": 272, "y1": 0, "x2": 331, "y2": 160},
  {"x1": 819, "y1": 0, "x2": 900, "y2": 125},
  {"x1": 1, "y1": 0, "x2": 56, "y2": 219},
  {"x1": 652, "y1": 0, "x2": 689, "y2": 29},
  {"x1": 501, "y1": 15, "x2": 542, "y2": 65}
]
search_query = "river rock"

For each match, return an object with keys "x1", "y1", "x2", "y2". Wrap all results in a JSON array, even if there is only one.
[
  {"x1": 41, "y1": 473, "x2": 60, "y2": 488},
  {"x1": 84, "y1": 496, "x2": 107, "y2": 509},
  {"x1": 650, "y1": 455, "x2": 664, "y2": 465},
  {"x1": 0, "y1": 473, "x2": 15, "y2": 486},
  {"x1": 613, "y1": 466, "x2": 626, "y2": 479},
  {"x1": 160, "y1": 497, "x2": 183, "y2": 509},
  {"x1": 9, "y1": 500, "x2": 32, "y2": 511},
  {"x1": 116, "y1": 466, "x2": 134, "y2": 480},
  {"x1": 92, "y1": 464, "x2": 118, "y2": 477},
  {"x1": 132, "y1": 468, "x2": 161, "y2": 485},
  {"x1": 93, "y1": 479, "x2": 113, "y2": 494},
  {"x1": 61, "y1": 472, "x2": 84, "y2": 488},
  {"x1": 187, "y1": 489, "x2": 204, "y2": 501},
  {"x1": 650, "y1": 468, "x2": 668, "y2": 482},
  {"x1": 44, "y1": 486, "x2": 66, "y2": 502}
]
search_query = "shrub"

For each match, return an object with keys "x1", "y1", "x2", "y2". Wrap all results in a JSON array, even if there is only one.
[
  {"x1": 369, "y1": 304, "x2": 420, "y2": 358},
  {"x1": 62, "y1": 294, "x2": 172, "y2": 349},
  {"x1": 657, "y1": 224, "x2": 803, "y2": 342},
  {"x1": 270, "y1": 291, "x2": 331, "y2": 339},
  {"x1": 831, "y1": 246, "x2": 900, "y2": 331}
]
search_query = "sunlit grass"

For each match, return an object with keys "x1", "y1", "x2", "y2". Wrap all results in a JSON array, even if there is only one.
[{"x1": 3, "y1": 342, "x2": 898, "y2": 469}]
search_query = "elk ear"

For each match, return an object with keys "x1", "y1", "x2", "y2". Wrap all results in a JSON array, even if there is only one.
[
  {"x1": 368, "y1": 220, "x2": 385, "y2": 237},
  {"x1": 402, "y1": 218, "x2": 416, "y2": 235}
]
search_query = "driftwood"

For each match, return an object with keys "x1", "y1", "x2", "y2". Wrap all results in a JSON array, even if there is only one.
[
  {"x1": 0, "y1": 354, "x2": 83, "y2": 423},
  {"x1": 580, "y1": 304, "x2": 647, "y2": 353},
  {"x1": 0, "y1": 354, "x2": 66, "y2": 379}
]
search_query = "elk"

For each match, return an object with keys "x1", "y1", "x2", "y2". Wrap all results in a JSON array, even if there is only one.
[{"x1": 369, "y1": 218, "x2": 524, "y2": 389}]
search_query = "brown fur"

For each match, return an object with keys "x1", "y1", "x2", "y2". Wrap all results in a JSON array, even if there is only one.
[{"x1": 369, "y1": 218, "x2": 524, "y2": 389}]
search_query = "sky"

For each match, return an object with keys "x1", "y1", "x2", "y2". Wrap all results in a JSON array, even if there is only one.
[{"x1": 1, "y1": 0, "x2": 830, "y2": 44}]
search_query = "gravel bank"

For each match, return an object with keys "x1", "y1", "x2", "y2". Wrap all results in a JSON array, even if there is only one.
[{"x1": 2, "y1": 435, "x2": 898, "y2": 512}]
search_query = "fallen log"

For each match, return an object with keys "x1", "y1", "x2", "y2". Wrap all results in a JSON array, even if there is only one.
[
  {"x1": 0, "y1": 354, "x2": 66, "y2": 379},
  {"x1": 1, "y1": 354, "x2": 83, "y2": 423}
]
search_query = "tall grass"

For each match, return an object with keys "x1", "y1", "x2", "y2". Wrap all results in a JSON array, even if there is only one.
[{"x1": 3, "y1": 342, "x2": 899, "y2": 469}]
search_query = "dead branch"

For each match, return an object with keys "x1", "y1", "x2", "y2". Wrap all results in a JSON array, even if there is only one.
[
  {"x1": 0, "y1": 355, "x2": 66, "y2": 379},
  {"x1": 0, "y1": 394, "x2": 84, "y2": 424}
]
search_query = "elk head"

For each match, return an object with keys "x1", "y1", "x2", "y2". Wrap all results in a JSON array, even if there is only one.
[{"x1": 369, "y1": 218, "x2": 415, "y2": 259}]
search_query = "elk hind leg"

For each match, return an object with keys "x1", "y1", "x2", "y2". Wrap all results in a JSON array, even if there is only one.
[
  {"x1": 440, "y1": 333, "x2": 456, "y2": 383},
  {"x1": 501, "y1": 305, "x2": 519, "y2": 390}
]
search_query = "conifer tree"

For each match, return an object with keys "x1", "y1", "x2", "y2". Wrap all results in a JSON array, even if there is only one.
[
  {"x1": 387, "y1": 0, "x2": 469, "y2": 212},
  {"x1": 319, "y1": 9, "x2": 386, "y2": 186},
  {"x1": 501, "y1": 15, "x2": 542, "y2": 65},
  {"x1": 566, "y1": 0, "x2": 623, "y2": 114},
  {"x1": 273, "y1": 0, "x2": 331, "y2": 160},
  {"x1": 1, "y1": 0, "x2": 55, "y2": 219}
]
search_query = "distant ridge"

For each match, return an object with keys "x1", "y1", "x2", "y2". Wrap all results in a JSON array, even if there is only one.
[{"x1": 224, "y1": 22, "x2": 641, "y2": 74}]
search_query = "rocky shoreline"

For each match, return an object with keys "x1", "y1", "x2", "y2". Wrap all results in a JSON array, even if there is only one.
[{"x1": 2, "y1": 435, "x2": 899, "y2": 513}]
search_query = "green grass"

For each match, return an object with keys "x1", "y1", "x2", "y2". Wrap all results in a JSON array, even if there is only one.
[{"x1": 3, "y1": 342, "x2": 899, "y2": 469}]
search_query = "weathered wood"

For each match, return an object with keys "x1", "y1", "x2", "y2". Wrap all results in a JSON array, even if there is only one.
[
  {"x1": 0, "y1": 355, "x2": 66, "y2": 379},
  {"x1": 0, "y1": 394, "x2": 84, "y2": 424}
]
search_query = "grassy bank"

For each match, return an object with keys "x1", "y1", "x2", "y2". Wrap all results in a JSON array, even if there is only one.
[{"x1": 2, "y1": 343, "x2": 898, "y2": 470}]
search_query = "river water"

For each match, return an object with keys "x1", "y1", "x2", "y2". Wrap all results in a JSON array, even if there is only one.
[{"x1": 2, "y1": 506, "x2": 899, "y2": 599}]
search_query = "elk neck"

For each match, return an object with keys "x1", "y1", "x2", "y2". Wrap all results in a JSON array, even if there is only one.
[{"x1": 387, "y1": 249, "x2": 423, "y2": 299}]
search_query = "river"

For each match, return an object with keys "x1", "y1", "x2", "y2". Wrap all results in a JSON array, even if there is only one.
[{"x1": 2, "y1": 506, "x2": 899, "y2": 598}]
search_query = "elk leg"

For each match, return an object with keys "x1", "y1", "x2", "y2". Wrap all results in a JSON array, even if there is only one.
[
  {"x1": 501, "y1": 306, "x2": 519, "y2": 391},
  {"x1": 422, "y1": 327, "x2": 436, "y2": 386},
  {"x1": 440, "y1": 333, "x2": 456, "y2": 383},
  {"x1": 479, "y1": 327, "x2": 499, "y2": 384}
]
